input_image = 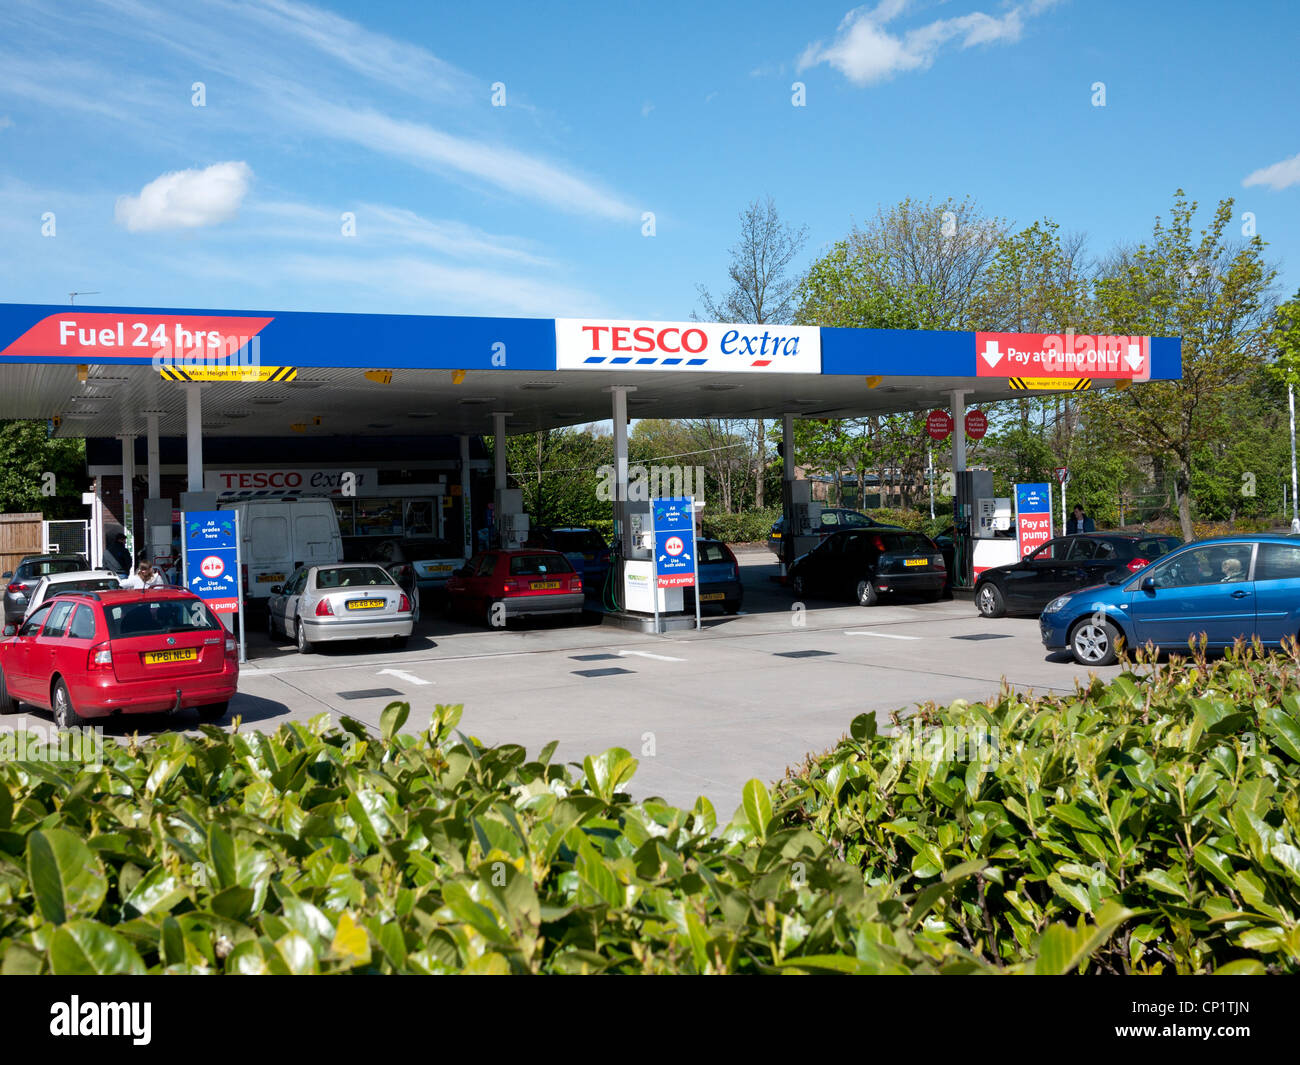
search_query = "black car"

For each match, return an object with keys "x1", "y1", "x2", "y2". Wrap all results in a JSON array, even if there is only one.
[
  {"x1": 769, "y1": 508, "x2": 896, "y2": 555},
  {"x1": 788, "y1": 528, "x2": 946, "y2": 606},
  {"x1": 974, "y1": 532, "x2": 1183, "y2": 618},
  {"x1": 3, "y1": 553, "x2": 91, "y2": 624}
]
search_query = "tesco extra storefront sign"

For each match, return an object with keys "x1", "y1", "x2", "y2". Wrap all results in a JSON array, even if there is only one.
[
  {"x1": 555, "y1": 318, "x2": 821, "y2": 373},
  {"x1": 205, "y1": 468, "x2": 378, "y2": 495}
]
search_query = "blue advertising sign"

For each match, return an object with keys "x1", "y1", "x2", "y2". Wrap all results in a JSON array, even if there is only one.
[
  {"x1": 182, "y1": 510, "x2": 239, "y2": 615},
  {"x1": 651, "y1": 496, "x2": 697, "y2": 588},
  {"x1": 1014, "y1": 483, "x2": 1053, "y2": 559}
]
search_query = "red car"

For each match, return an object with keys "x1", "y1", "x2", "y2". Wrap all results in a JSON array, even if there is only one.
[
  {"x1": 0, "y1": 588, "x2": 238, "y2": 728},
  {"x1": 446, "y1": 549, "x2": 584, "y2": 626}
]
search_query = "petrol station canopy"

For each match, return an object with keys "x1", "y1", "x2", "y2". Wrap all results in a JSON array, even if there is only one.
[{"x1": 0, "y1": 303, "x2": 1182, "y2": 437}]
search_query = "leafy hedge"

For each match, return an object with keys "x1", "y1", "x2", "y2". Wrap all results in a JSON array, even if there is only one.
[
  {"x1": 702, "y1": 507, "x2": 780, "y2": 544},
  {"x1": 776, "y1": 642, "x2": 1300, "y2": 974},
  {"x1": 2, "y1": 703, "x2": 1121, "y2": 975}
]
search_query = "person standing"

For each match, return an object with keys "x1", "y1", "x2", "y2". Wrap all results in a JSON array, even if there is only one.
[
  {"x1": 1066, "y1": 504, "x2": 1096, "y2": 535},
  {"x1": 121, "y1": 560, "x2": 166, "y2": 589}
]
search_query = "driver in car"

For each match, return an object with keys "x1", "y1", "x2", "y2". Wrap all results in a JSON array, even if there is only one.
[{"x1": 1219, "y1": 556, "x2": 1245, "y2": 582}]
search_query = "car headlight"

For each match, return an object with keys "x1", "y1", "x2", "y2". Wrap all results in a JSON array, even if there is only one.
[{"x1": 1044, "y1": 595, "x2": 1072, "y2": 614}]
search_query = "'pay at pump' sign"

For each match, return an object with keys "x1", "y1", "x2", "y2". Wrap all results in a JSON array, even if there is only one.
[
  {"x1": 652, "y1": 497, "x2": 697, "y2": 588},
  {"x1": 183, "y1": 511, "x2": 239, "y2": 615},
  {"x1": 1014, "y1": 484, "x2": 1054, "y2": 559}
]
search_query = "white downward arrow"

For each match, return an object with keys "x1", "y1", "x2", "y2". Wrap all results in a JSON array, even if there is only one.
[
  {"x1": 377, "y1": 668, "x2": 431, "y2": 686},
  {"x1": 982, "y1": 340, "x2": 1004, "y2": 368},
  {"x1": 1124, "y1": 344, "x2": 1143, "y2": 371}
]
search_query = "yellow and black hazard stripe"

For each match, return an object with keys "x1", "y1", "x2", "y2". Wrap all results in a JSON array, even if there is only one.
[
  {"x1": 1007, "y1": 377, "x2": 1091, "y2": 391},
  {"x1": 158, "y1": 365, "x2": 297, "y2": 382}
]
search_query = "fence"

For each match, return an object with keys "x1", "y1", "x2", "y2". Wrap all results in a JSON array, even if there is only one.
[
  {"x1": 42, "y1": 519, "x2": 90, "y2": 560},
  {"x1": 0, "y1": 512, "x2": 43, "y2": 576}
]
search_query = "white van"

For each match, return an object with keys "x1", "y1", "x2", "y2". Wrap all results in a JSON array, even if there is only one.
[{"x1": 218, "y1": 498, "x2": 343, "y2": 601}]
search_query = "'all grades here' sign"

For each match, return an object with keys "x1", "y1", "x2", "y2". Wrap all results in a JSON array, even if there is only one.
[{"x1": 1014, "y1": 483, "x2": 1053, "y2": 559}]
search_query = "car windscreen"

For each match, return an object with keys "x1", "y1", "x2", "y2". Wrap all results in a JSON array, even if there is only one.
[
  {"x1": 549, "y1": 531, "x2": 606, "y2": 553},
  {"x1": 882, "y1": 533, "x2": 934, "y2": 554},
  {"x1": 26, "y1": 558, "x2": 86, "y2": 577},
  {"x1": 315, "y1": 567, "x2": 397, "y2": 589},
  {"x1": 509, "y1": 554, "x2": 573, "y2": 576},
  {"x1": 105, "y1": 599, "x2": 221, "y2": 638},
  {"x1": 698, "y1": 542, "x2": 731, "y2": 564},
  {"x1": 840, "y1": 512, "x2": 874, "y2": 527},
  {"x1": 50, "y1": 578, "x2": 120, "y2": 595}
]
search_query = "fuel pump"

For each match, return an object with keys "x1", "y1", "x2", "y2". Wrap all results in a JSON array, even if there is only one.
[
  {"x1": 952, "y1": 470, "x2": 992, "y2": 590},
  {"x1": 494, "y1": 488, "x2": 530, "y2": 548}
]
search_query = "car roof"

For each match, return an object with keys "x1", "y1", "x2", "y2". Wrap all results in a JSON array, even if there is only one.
[
  {"x1": 1177, "y1": 534, "x2": 1299, "y2": 546},
  {"x1": 45, "y1": 587, "x2": 197, "y2": 605},
  {"x1": 20, "y1": 553, "x2": 86, "y2": 563}
]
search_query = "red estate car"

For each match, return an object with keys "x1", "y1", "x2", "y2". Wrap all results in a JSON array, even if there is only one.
[
  {"x1": 446, "y1": 549, "x2": 584, "y2": 626},
  {"x1": 0, "y1": 588, "x2": 238, "y2": 728}
]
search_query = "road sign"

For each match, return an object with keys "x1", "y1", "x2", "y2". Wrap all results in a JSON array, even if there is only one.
[
  {"x1": 1014, "y1": 483, "x2": 1054, "y2": 559},
  {"x1": 1055, "y1": 467, "x2": 1070, "y2": 484},
  {"x1": 160, "y1": 366, "x2": 296, "y2": 383},
  {"x1": 1008, "y1": 377, "x2": 1092, "y2": 391},
  {"x1": 977, "y1": 333, "x2": 1148, "y2": 380},
  {"x1": 926, "y1": 410, "x2": 954, "y2": 440},
  {"x1": 965, "y1": 409, "x2": 988, "y2": 440}
]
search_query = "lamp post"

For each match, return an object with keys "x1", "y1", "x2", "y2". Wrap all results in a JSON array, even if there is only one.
[{"x1": 1289, "y1": 383, "x2": 1299, "y2": 534}]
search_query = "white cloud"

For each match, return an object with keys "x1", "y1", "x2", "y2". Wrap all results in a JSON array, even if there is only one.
[
  {"x1": 0, "y1": 115, "x2": 11, "y2": 130},
  {"x1": 115, "y1": 161, "x2": 253, "y2": 232},
  {"x1": 641, "y1": 101, "x2": 655, "y2": 117},
  {"x1": 799, "y1": 0, "x2": 1058, "y2": 86},
  {"x1": 1242, "y1": 152, "x2": 1300, "y2": 191}
]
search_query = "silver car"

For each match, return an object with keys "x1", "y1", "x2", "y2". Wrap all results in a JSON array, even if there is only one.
[
  {"x1": 267, "y1": 564, "x2": 414, "y2": 654},
  {"x1": 21, "y1": 569, "x2": 121, "y2": 621}
]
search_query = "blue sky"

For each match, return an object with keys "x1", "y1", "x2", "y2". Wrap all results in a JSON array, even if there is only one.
[{"x1": 1, "y1": 0, "x2": 1297, "y2": 322}]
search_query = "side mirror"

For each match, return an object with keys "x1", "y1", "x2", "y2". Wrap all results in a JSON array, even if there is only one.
[
  {"x1": 1141, "y1": 576, "x2": 1156, "y2": 593},
  {"x1": 270, "y1": 585, "x2": 283, "y2": 595},
  {"x1": 3, "y1": 624, "x2": 15, "y2": 637}
]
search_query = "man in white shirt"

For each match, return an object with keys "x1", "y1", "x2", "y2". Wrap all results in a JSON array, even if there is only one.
[{"x1": 121, "y1": 560, "x2": 166, "y2": 590}]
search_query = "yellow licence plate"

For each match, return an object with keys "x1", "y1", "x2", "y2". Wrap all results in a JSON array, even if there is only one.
[
  {"x1": 257, "y1": 573, "x2": 285, "y2": 583},
  {"x1": 532, "y1": 581, "x2": 561, "y2": 590},
  {"x1": 347, "y1": 599, "x2": 385, "y2": 610},
  {"x1": 903, "y1": 558, "x2": 927, "y2": 567},
  {"x1": 700, "y1": 592, "x2": 725, "y2": 601},
  {"x1": 144, "y1": 648, "x2": 198, "y2": 664}
]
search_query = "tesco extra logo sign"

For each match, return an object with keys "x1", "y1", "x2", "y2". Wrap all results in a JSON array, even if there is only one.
[{"x1": 555, "y1": 318, "x2": 821, "y2": 374}]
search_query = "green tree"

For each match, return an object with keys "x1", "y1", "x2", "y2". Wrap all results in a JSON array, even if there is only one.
[
  {"x1": 0, "y1": 421, "x2": 87, "y2": 520},
  {"x1": 1086, "y1": 191, "x2": 1276, "y2": 540}
]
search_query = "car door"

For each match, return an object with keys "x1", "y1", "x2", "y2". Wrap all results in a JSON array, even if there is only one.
[
  {"x1": 1002, "y1": 539, "x2": 1068, "y2": 609},
  {"x1": 281, "y1": 568, "x2": 309, "y2": 634},
  {"x1": 1250, "y1": 542, "x2": 1300, "y2": 644},
  {"x1": 1062, "y1": 536, "x2": 1113, "y2": 590},
  {"x1": 3, "y1": 601, "x2": 54, "y2": 699},
  {"x1": 805, "y1": 534, "x2": 844, "y2": 594},
  {"x1": 1129, "y1": 542, "x2": 1258, "y2": 649},
  {"x1": 30, "y1": 599, "x2": 75, "y2": 703}
]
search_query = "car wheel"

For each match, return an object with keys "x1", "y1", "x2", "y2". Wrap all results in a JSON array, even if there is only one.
[
  {"x1": 723, "y1": 599, "x2": 740, "y2": 614},
  {"x1": 791, "y1": 574, "x2": 806, "y2": 597},
  {"x1": 485, "y1": 599, "x2": 502, "y2": 628},
  {"x1": 295, "y1": 619, "x2": 315, "y2": 655},
  {"x1": 0, "y1": 666, "x2": 15, "y2": 715},
  {"x1": 52, "y1": 679, "x2": 86, "y2": 730},
  {"x1": 1070, "y1": 617, "x2": 1120, "y2": 666},
  {"x1": 856, "y1": 579, "x2": 878, "y2": 607},
  {"x1": 197, "y1": 701, "x2": 228, "y2": 723},
  {"x1": 975, "y1": 582, "x2": 1006, "y2": 618}
]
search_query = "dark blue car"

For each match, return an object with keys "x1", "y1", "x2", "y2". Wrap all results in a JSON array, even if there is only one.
[{"x1": 1040, "y1": 535, "x2": 1300, "y2": 666}]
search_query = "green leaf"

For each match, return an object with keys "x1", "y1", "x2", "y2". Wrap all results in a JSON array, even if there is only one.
[
  {"x1": 380, "y1": 701, "x2": 410, "y2": 743},
  {"x1": 26, "y1": 829, "x2": 106, "y2": 923},
  {"x1": 49, "y1": 921, "x2": 145, "y2": 975},
  {"x1": 741, "y1": 779, "x2": 773, "y2": 842},
  {"x1": 1139, "y1": 869, "x2": 1188, "y2": 901},
  {"x1": 582, "y1": 747, "x2": 637, "y2": 804}
]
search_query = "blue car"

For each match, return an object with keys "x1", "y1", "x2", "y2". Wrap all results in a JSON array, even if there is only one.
[{"x1": 1040, "y1": 535, "x2": 1300, "y2": 666}]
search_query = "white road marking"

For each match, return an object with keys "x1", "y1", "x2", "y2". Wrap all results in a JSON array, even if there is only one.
[
  {"x1": 844, "y1": 630, "x2": 922, "y2": 640},
  {"x1": 617, "y1": 649, "x2": 685, "y2": 662},
  {"x1": 377, "y1": 668, "x2": 432, "y2": 685}
]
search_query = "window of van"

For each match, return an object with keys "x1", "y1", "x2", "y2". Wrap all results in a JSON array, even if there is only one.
[{"x1": 250, "y1": 516, "x2": 289, "y2": 561}]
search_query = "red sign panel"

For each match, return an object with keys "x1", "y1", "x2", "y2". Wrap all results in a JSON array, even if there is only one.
[
  {"x1": 1, "y1": 313, "x2": 274, "y2": 362},
  {"x1": 965, "y1": 409, "x2": 988, "y2": 440},
  {"x1": 976, "y1": 333, "x2": 1149, "y2": 380},
  {"x1": 926, "y1": 410, "x2": 954, "y2": 440}
]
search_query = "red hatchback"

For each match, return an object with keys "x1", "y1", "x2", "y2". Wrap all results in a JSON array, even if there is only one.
[
  {"x1": 0, "y1": 588, "x2": 238, "y2": 728},
  {"x1": 446, "y1": 549, "x2": 584, "y2": 627}
]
